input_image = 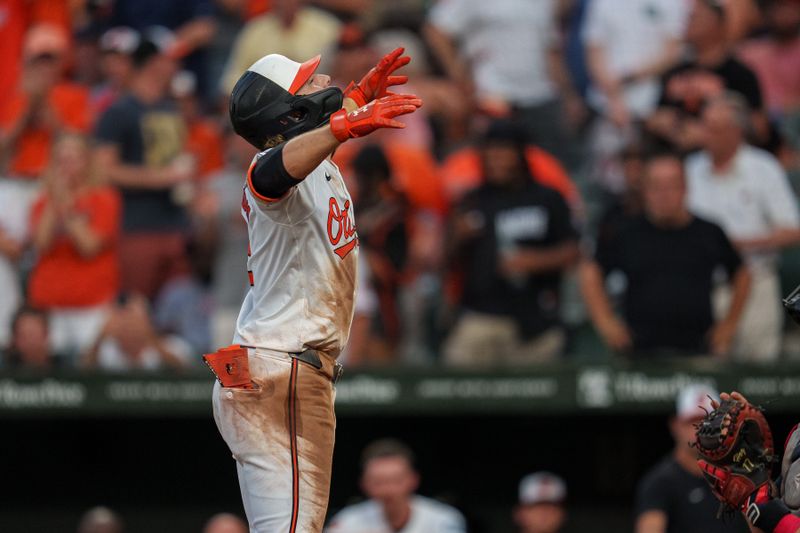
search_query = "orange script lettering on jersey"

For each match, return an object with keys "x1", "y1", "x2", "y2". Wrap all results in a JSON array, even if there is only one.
[{"x1": 327, "y1": 197, "x2": 357, "y2": 259}]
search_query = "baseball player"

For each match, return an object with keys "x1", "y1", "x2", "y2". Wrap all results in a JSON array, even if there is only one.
[
  {"x1": 325, "y1": 439, "x2": 467, "y2": 532},
  {"x1": 204, "y1": 48, "x2": 422, "y2": 533},
  {"x1": 695, "y1": 283, "x2": 800, "y2": 533}
]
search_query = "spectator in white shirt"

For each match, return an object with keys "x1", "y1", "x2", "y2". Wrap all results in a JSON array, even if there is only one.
[
  {"x1": 583, "y1": 0, "x2": 687, "y2": 126},
  {"x1": 82, "y1": 293, "x2": 191, "y2": 371},
  {"x1": 325, "y1": 439, "x2": 466, "y2": 533},
  {"x1": 686, "y1": 92, "x2": 800, "y2": 361},
  {"x1": 425, "y1": 0, "x2": 582, "y2": 168}
]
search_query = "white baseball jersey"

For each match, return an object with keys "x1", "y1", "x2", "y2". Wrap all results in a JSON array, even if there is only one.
[
  {"x1": 326, "y1": 496, "x2": 467, "y2": 533},
  {"x1": 234, "y1": 151, "x2": 358, "y2": 357}
]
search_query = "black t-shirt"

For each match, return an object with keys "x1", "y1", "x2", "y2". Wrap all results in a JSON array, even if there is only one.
[
  {"x1": 658, "y1": 56, "x2": 763, "y2": 115},
  {"x1": 94, "y1": 94, "x2": 188, "y2": 232},
  {"x1": 595, "y1": 215, "x2": 741, "y2": 354},
  {"x1": 457, "y1": 181, "x2": 578, "y2": 338},
  {"x1": 636, "y1": 456, "x2": 750, "y2": 533}
]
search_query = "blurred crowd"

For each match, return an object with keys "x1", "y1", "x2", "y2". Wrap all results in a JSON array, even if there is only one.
[
  {"x1": 71, "y1": 385, "x2": 728, "y2": 532},
  {"x1": 76, "y1": 441, "x2": 571, "y2": 533},
  {"x1": 3, "y1": 0, "x2": 800, "y2": 372}
]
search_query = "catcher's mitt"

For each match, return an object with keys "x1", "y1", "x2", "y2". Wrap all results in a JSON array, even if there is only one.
[{"x1": 694, "y1": 396, "x2": 776, "y2": 515}]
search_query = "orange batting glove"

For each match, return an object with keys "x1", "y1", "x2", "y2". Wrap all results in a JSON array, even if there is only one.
[
  {"x1": 329, "y1": 94, "x2": 422, "y2": 142},
  {"x1": 344, "y1": 47, "x2": 410, "y2": 107}
]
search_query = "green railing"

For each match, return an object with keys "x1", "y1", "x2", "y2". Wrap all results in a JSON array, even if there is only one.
[{"x1": 3, "y1": 360, "x2": 800, "y2": 417}]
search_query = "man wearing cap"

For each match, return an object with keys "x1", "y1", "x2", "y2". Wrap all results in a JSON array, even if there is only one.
[
  {"x1": 515, "y1": 472, "x2": 568, "y2": 533},
  {"x1": 93, "y1": 28, "x2": 193, "y2": 299},
  {"x1": 325, "y1": 439, "x2": 466, "y2": 532},
  {"x1": 93, "y1": 26, "x2": 141, "y2": 115},
  {"x1": 207, "y1": 50, "x2": 421, "y2": 532},
  {"x1": 634, "y1": 385, "x2": 749, "y2": 533}
]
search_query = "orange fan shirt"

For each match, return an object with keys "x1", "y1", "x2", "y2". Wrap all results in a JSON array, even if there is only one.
[
  {"x1": 0, "y1": 82, "x2": 92, "y2": 178},
  {"x1": 186, "y1": 119, "x2": 224, "y2": 179},
  {"x1": 333, "y1": 141, "x2": 449, "y2": 216},
  {"x1": 0, "y1": 0, "x2": 71, "y2": 102},
  {"x1": 28, "y1": 186, "x2": 121, "y2": 308}
]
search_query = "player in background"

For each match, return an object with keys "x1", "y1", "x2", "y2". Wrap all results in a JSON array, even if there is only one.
[
  {"x1": 325, "y1": 439, "x2": 466, "y2": 533},
  {"x1": 635, "y1": 385, "x2": 749, "y2": 533},
  {"x1": 205, "y1": 49, "x2": 422, "y2": 533},
  {"x1": 514, "y1": 472, "x2": 569, "y2": 533}
]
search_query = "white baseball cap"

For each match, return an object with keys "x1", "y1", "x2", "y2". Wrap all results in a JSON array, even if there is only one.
[
  {"x1": 100, "y1": 26, "x2": 141, "y2": 55},
  {"x1": 676, "y1": 384, "x2": 719, "y2": 421},
  {"x1": 519, "y1": 472, "x2": 567, "y2": 505}
]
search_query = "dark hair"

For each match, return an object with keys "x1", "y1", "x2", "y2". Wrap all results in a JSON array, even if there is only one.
[
  {"x1": 361, "y1": 439, "x2": 416, "y2": 470},
  {"x1": 642, "y1": 150, "x2": 687, "y2": 184},
  {"x1": 620, "y1": 142, "x2": 645, "y2": 162},
  {"x1": 642, "y1": 149, "x2": 685, "y2": 166},
  {"x1": 479, "y1": 119, "x2": 532, "y2": 183},
  {"x1": 482, "y1": 119, "x2": 529, "y2": 147},
  {"x1": 131, "y1": 38, "x2": 161, "y2": 68}
]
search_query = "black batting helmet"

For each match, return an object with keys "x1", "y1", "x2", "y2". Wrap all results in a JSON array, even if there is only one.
[{"x1": 229, "y1": 54, "x2": 343, "y2": 149}]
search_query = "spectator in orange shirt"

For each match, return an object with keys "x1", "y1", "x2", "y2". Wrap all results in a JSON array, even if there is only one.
[
  {"x1": 0, "y1": 24, "x2": 92, "y2": 180},
  {"x1": 28, "y1": 133, "x2": 121, "y2": 359},
  {"x1": 0, "y1": 0, "x2": 71, "y2": 104},
  {"x1": 172, "y1": 70, "x2": 224, "y2": 180},
  {"x1": 0, "y1": 23, "x2": 90, "y2": 349}
]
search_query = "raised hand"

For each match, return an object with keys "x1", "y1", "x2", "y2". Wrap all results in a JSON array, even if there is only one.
[
  {"x1": 344, "y1": 47, "x2": 411, "y2": 107},
  {"x1": 329, "y1": 94, "x2": 423, "y2": 142}
]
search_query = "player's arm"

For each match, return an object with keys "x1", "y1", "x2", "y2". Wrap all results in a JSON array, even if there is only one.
[
  {"x1": 745, "y1": 500, "x2": 800, "y2": 533},
  {"x1": 247, "y1": 127, "x2": 342, "y2": 201},
  {"x1": 635, "y1": 510, "x2": 667, "y2": 533},
  {"x1": 249, "y1": 94, "x2": 422, "y2": 199}
]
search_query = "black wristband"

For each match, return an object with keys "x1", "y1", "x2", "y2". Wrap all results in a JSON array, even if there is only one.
[{"x1": 749, "y1": 499, "x2": 791, "y2": 532}]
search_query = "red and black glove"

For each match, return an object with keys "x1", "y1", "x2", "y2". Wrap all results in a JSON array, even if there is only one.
[
  {"x1": 329, "y1": 94, "x2": 422, "y2": 142},
  {"x1": 701, "y1": 464, "x2": 800, "y2": 532},
  {"x1": 344, "y1": 47, "x2": 410, "y2": 107},
  {"x1": 694, "y1": 394, "x2": 776, "y2": 517}
]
